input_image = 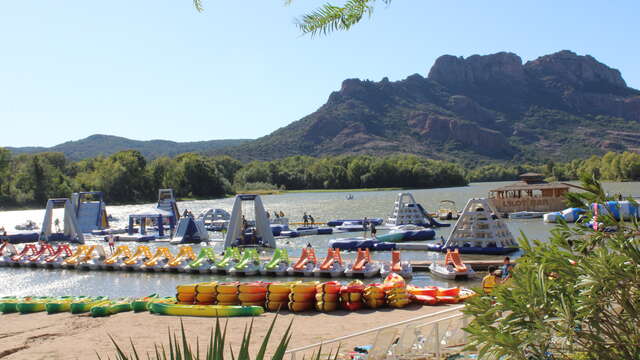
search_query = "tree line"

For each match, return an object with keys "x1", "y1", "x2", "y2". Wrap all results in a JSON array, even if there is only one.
[
  {"x1": 1, "y1": 147, "x2": 639, "y2": 209},
  {"x1": 466, "y1": 151, "x2": 640, "y2": 183}
]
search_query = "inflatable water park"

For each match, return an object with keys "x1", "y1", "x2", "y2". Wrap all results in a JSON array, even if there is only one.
[{"x1": 0, "y1": 273, "x2": 476, "y2": 318}]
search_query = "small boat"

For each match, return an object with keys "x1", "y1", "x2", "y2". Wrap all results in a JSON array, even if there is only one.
[
  {"x1": 0, "y1": 296, "x2": 20, "y2": 313},
  {"x1": 91, "y1": 298, "x2": 133, "y2": 317},
  {"x1": 139, "y1": 247, "x2": 174, "y2": 272},
  {"x1": 429, "y1": 249, "x2": 475, "y2": 280},
  {"x1": 344, "y1": 248, "x2": 380, "y2": 278},
  {"x1": 260, "y1": 248, "x2": 290, "y2": 276},
  {"x1": 39, "y1": 244, "x2": 73, "y2": 268},
  {"x1": 70, "y1": 297, "x2": 110, "y2": 314},
  {"x1": 437, "y1": 200, "x2": 459, "y2": 220},
  {"x1": 9, "y1": 244, "x2": 39, "y2": 267},
  {"x1": 228, "y1": 248, "x2": 261, "y2": 276},
  {"x1": 212, "y1": 247, "x2": 241, "y2": 274},
  {"x1": 163, "y1": 246, "x2": 196, "y2": 272},
  {"x1": 184, "y1": 247, "x2": 217, "y2": 274},
  {"x1": 0, "y1": 242, "x2": 18, "y2": 267},
  {"x1": 46, "y1": 296, "x2": 89, "y2": 314},
  {"x1": 102, "y1": 245, "x2": 132, "y2": 270},
  {"x1": 24, "y1": 244, "x2": 56, "y2": 267},
  {"x1": 76, "y1": 245, "x2": 107, "y2": 271},
  {"x1": 14, "y1": 220, "x2": 39, "y2": 231},
  {"x1": 287, "y1": 247, "x2": 318, "y2": 277},
  {"x1": 149, "y1": 302, "x2": 264, "y2": 317},
  {"x1": 120, "y1": 245, "x2": 153, "y2": 271},
  {"x1": 313, "y1": 248, "x2": 346, "y2": 278},
  {"x1": 336, "y1": 221, "x2": 365, "y2": 232},
  {"x1": 509, "y1": 211, "x2": 546, "y2": 219},
  {"x1": 380, "y1": 250, "x2": 413, "y2": 279}
]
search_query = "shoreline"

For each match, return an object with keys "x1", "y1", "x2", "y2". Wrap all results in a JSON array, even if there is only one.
[{"x1": 0, "y1": 304, "x2": 462, "y2": 360}]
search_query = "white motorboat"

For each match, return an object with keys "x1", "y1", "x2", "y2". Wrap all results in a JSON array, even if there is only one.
[
  {"x1": 437, "y1": 200, "x2": 460, "y2": 220},
  {"x1": 509, "y1": 211, "x2": 546, "y2": 220}
]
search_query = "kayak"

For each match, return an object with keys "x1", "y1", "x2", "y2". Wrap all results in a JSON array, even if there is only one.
[
  {"x1": 149, "y1": 302, "x2": 264, "y2": 317},
  {"x1": 91, "y1": 298, "x2": 133, "y2": 317},
  {"x1": 131, "y1": 294, "x2": 158, "y2": 312},
  {"x1": 46, "y1": 296, "x2": 89, "y2": 314},
  {"x1": 0, "y1": 296, "x2": 18, "y2": 313},
  {"x1": 70, "y1": 297, "x2": 110, "y2": 314},
  {"x1": 18, "y1": 297, "x2": 63, "y2": 314}
]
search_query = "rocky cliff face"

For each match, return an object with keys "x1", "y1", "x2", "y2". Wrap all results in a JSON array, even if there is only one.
[{"x1": 227, "y1": 50, "x2": 640, "y2": 163}]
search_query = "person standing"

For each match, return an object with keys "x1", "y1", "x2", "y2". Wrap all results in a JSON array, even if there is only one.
[
  {"x1": 308, "y1": 214, "x2": 315, "y2": 225},
  {"x1": 303, "y1": 212, "x2": 309, "y2": 226},
  {"x1": 362, "y1": 217, "x2": 369, "y2": 239},
  {"x1": 107, "y1": 234, "x2": 115, "y2": 254},
  {"x1": 370, "y1": 221, "x2": 377, "y2": 239}
]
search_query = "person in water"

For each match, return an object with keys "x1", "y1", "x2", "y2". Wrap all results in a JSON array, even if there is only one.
[
  {"x1": 482, "y1": 266, "x2": 499, "y2": 294},
  {"x1": 501, "y1": 256, "x2": 514, "y2": 280}
]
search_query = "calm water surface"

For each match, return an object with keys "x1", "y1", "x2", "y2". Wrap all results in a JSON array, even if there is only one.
[{"x1": 1, "y1": 181, "x2": 637, "y2": 298}]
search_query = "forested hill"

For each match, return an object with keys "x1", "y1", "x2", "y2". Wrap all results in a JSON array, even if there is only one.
[
  {"x1": 224, "y1": 50, "x2": 640, "y2": 165},
  {"x1": 7, "y1": 135, "x2": 251, "y2": 161}
]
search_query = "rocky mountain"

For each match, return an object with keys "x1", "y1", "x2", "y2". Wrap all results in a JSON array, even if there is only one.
[
  {"x1": 225, "y1": 50, "x2": 640, "y2": 164},
  {"x1": 7, "y1": 134, "x2": 251, "y2": 161}
]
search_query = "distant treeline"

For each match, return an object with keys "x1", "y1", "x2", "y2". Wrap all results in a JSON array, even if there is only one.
[
  {"x1": 0, "y1": 150, "x2": 466, "y2": 208},
  {"x1": 466, "y1": 152, "x2": 640, "y2": 183},
  {"x1": 0, "y1": 148, "x2": 638, "y2": 209}
]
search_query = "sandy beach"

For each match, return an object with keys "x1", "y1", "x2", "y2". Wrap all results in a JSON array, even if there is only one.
[{"x1": 0, "y1": 304, "x2": 461, "y2": 359}]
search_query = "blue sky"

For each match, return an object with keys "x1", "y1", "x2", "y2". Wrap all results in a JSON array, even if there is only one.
[{"x1": 1, "y1": 1, "x2": 638, "y2": 147}]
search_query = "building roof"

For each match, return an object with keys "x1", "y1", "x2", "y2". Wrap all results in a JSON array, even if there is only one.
[{"x1": 490, "y1": 181, "x2": 570, "y2": 192}]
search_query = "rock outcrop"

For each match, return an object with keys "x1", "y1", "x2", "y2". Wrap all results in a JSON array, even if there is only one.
[{"x1": 223, "y1": 50, "x2": 640, "y2": 162}]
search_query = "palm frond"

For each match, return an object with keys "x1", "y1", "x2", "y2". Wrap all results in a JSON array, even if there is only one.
[{"x1": 292, "y1": 0, "x2": 392, "y2": 36}]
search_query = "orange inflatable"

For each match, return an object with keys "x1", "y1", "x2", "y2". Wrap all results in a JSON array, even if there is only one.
[
  {"x1": 408, "y1": 286, "x2": 437, "y2": 297},
  {"x1": 265, "y1": 300, "x2": 287, "y2": 312},
  {"x1": 436, "y1": 287, "x2": 460, "y2": 297},
  {"x1": 239, "y1": 282, "x2": 268, "y2": 293},
  {"x1": 316, "y1": 281, "x2": 341, "y2": 294},
  {"x1": 411, "y1": 294, "x2": 438, "y2": 305},
  {"x1": 436, "y1": 296, "x2": 460, "y2": 304},
  {"x1": 267, "y1": 292, "x2": 289, "y2": 302}
]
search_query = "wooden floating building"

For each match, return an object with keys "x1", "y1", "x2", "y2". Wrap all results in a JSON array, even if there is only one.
[{"x1": 488, "y1": 172, "x2": 569, "y2": 214}]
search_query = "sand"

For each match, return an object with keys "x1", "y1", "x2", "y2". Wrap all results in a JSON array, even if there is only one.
[{"x1": 0, "y1": 304, "x2": 462, "y2": 359}]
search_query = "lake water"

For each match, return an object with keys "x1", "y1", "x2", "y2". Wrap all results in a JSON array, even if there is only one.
[{"x1": 1, "y1": 181, "x2": 637, "y2": 298}]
